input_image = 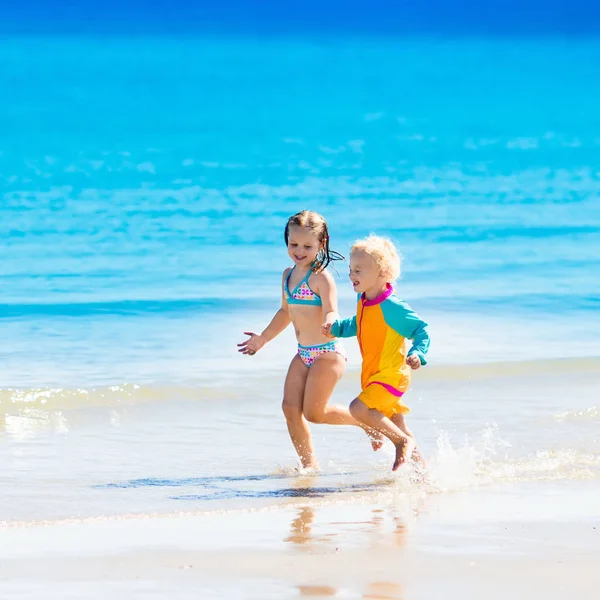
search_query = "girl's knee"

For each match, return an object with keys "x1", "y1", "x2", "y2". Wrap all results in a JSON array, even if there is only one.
[
  {"x1": 303, "y1": 408, "x2": 325, "y2": 424},
  {"x1": 282, "y1": 399, "x2": 302, "y2": 422}
]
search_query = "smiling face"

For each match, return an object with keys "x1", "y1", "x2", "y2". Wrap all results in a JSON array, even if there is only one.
[
  {"x1": 287, "y1": 225, "x2": 322, "y2": 268},
  {"x1": 349, "y1": 249, "x2": 389, "y2": 299}
]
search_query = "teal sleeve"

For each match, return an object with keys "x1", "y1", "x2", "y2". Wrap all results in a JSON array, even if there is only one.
[
  {"x1": 330, "y1": 315, "x2": 357, "y2": 338},
  {"x1": 381, "y1": 297, "x2": 430, "y2": 365}
]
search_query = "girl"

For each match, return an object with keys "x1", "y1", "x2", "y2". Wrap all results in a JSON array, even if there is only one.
[
  {"x1": 323, "y1": 235, "x2": 430, "y2": 471},
  {"x1": 238, "y1": 211, "x2": 381, "y2": 469}
]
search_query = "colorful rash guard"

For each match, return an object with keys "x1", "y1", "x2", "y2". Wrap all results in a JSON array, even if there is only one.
[{"x1": 331, "y1": 284, "x2": 430, "y2": 396}]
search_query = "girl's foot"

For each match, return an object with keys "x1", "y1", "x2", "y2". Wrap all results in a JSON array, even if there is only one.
[
  {"x1": 300, "y1": 458, "x2": 320, "y2": 471},
  {"x1": 392, "y1": 437, "x2": 416, "y2": 471}
]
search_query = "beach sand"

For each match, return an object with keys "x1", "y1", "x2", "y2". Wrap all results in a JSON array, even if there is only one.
[{"x1": 2, "y1": 482, "x2": 598, "y2": 600}]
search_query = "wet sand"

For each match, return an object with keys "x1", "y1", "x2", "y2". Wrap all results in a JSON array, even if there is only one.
[{"x1": 1, "y1": 483, "x2": 598, "y2": 599}]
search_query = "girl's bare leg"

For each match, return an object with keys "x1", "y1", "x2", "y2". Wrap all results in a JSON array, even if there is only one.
[
  {"x1": 282, "y1": 355, "x2": 317, "y2": 469},
  {"x1": 302, "y1": 353, "x2": 383, "y2": 450},
  {"x1": 349, "y1": 398, "x2": 415, "y2": 471}
]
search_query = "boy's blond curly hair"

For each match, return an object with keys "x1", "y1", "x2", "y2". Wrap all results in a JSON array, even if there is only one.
[{"x1": 351, "y1": 235, "x2": 402, "y2": 282}]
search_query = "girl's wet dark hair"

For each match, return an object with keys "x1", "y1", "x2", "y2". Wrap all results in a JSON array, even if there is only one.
[{"x1": 284, "y1": 210, "x2": 345, "y2": 272}]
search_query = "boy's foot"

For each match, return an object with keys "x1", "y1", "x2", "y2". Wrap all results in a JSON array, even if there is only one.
[
  {"x1": 365, "y1": 428, "x2": 384, "y2": 451},
  {"x1": 392, "y1": 437, "x2": 416, "y2": 471}
]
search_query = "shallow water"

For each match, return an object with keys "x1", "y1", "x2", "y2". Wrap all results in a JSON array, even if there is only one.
[
  {"x1": 1, "y1": 36, "x2": 599, "y2": 526},
  {"x1": 2, "y1": 37, "x2": 600, "y2": 386},
  {"x1": 1, "y1": 360, "x2": 598, "y2": 524}
]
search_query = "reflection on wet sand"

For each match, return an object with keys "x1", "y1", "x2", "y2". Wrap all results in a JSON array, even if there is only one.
[
  {"x1": 363, "y1": 581, "x2": 404, "y2": 599},
  {"x1": 285, "y1": 506, "x2": 316, "y2": 547},
  {"x1": 284, "y1": 501, "x2": 412, "y2": 548},
  {"x1": 297, "y1": 580, "x2": 404, "y2": 599},
  {"x1": 297, "y1": 584, "x2": 337, "y2": 597},
  {"x1": 286, "y1": 503, "x2": 409, "y2": 598}
]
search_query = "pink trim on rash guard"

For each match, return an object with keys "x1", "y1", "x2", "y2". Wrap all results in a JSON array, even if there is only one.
[
  {"x1": 368, "y1": 381, "x2": 404, "y2": 397},
  {"x1": 361, "y1": 282, "x2": 394, "y2": 307}
]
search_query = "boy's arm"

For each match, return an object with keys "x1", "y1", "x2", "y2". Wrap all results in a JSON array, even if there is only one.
[
  {"x1": 330, "y1": 315, "x2": 357, "y2": 338},
  {"x1": 382, "y1": 298, "x2": 430, "y2": 365}
]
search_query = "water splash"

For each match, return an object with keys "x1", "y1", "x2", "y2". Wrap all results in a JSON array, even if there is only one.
[
  {"x1": 553, "y1": 407, "x2": 600, "y2": 422},
  {"x1": 427, "y1": 426, "x2": 600, "y2": 490}
]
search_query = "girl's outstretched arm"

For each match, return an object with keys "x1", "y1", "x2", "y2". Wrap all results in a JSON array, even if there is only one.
[{"x1": 238, "y1": 269, "x2": 292, "y2": 355}]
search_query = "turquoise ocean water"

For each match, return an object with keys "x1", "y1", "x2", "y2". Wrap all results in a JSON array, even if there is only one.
[
  {"x1": 2, "y1": 37, "x2": 599, "y2": 385},
  {"x1": 1, "y1": 37, "x2": 599, "y2": 524}
]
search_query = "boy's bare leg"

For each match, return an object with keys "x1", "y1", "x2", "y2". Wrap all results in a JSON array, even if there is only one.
[
  {"x1": 302, "y1": 354, "x2": 383, "y2": 451},
  {"x1": 390, "y1": 413, "x2": 427, "y2": 468},
  {"x1": 349, "y1": 398, "x2": 415, "y2": 470}
]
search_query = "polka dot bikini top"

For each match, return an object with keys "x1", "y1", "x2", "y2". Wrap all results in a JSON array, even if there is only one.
[{"x1": 284, "y1": 267, "x2": 322, "y2": 306}]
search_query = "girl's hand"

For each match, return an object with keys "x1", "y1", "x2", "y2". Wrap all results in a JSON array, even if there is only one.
[
  {"x1": 237, "y1": 332, "x2": 266, "y2": 356},
  {"x1": 321, "y1": 321, "x2": 334, "y2": 338},
  {"x1": 406, "y1": 354, "x2": 421, "y2": 370}
]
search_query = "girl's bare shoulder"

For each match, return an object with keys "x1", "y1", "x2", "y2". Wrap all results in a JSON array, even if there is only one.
[{"x1": 311, "y1": 267, "x2": 336, "y2": 286}]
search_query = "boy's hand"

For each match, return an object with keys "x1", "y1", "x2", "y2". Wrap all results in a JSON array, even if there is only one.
[
  {"x1": 406, "y1": 354, "x2": 422, "y2": 370},
  {"x1": 321, "y1": 321, "x2": 334, "y2": 338},
  {"x1": 237, "y1": 332, "x2": 266, "y2": 356}
]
